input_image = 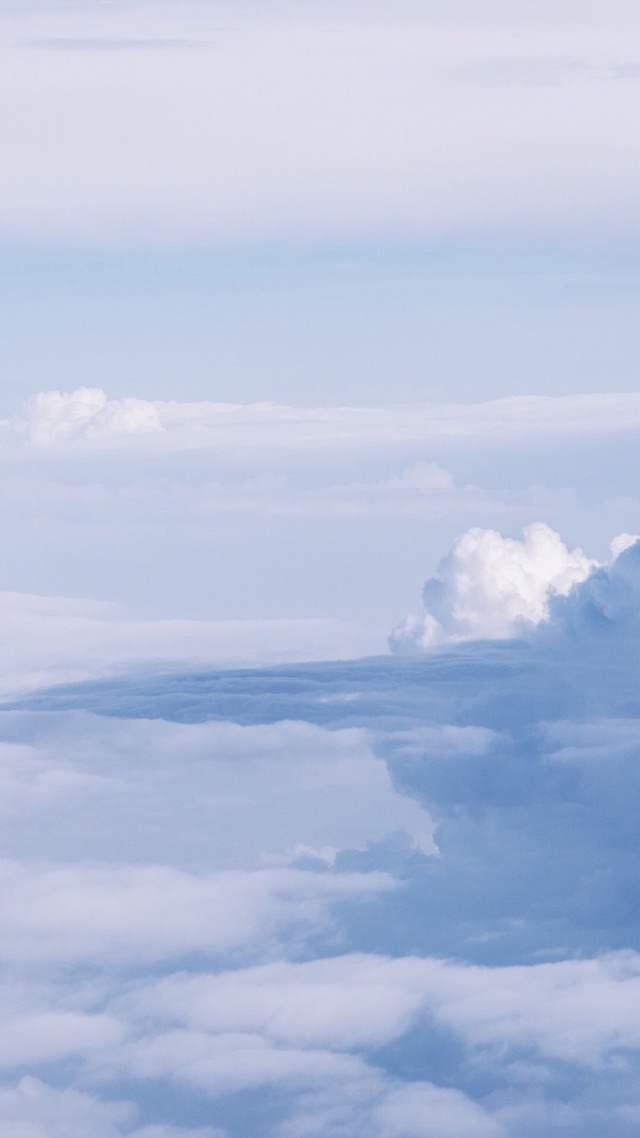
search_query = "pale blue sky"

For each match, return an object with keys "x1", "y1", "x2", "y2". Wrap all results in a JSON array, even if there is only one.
[{"x1": 1, "y1": 241, "x2": 639, "y2": 410}]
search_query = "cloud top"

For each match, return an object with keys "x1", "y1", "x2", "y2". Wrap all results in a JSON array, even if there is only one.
[{"x1": 390, "y1": 522, "x2": 596, "y2": 651}]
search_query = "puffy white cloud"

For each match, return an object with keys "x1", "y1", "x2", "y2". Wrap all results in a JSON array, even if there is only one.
[
  {"x1": 0, "y1": 860, "x2": 392, "y2": 967},
  {"x1": 372, "y1": 1082, "x2": 504, "y2": 1138},
  {"x1": 116, "y1": 950, "x2": 640, "y2": 1073},
  {"x1": 609, "y1": 532, "x2": 640, "y2": 560},
  {"x1": 19, "y1": 388, "x2": 162, "y2": 443},
  {"x1": 121, "y1": 954, "x2": 433, "y2": 1053},
  {"x1": 0, "y1": 1078, "x2": 133, "y2": 1138},
  {"x1": 390, "y1": 522, "x2": 595, "y2": 650}
]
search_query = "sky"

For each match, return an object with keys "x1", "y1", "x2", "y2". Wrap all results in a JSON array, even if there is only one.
[{"x1": 2, "y1": 0, "x2": 640, "y2": 1136}]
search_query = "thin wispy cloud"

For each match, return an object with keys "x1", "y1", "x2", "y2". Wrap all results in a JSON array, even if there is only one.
[{"x1": 21, "y1": 36, "x2": 208, "y2": 51}]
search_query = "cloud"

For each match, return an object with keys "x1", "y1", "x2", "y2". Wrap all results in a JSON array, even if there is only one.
[
  {"x1": 23, "y1": 38, "x2": 203, "y2": 52},
  {"x1": 10, "y1": 389, "x2": 640, "y2": 452},
  {"x1": 0, "y1": 860, "x2": 392, "y2": 967},
  {"x1": 26, "y1": 532, "x2": 640, "y2": 966},
  {"x1": 383, "y1": 463, "x2": 456, "y2": 491},
  {"x1": 0, "y1": 1078, "x2": 133, "y2": 1138},
  {"x1": 389, "y1": 522, "x2": 595, "y2": 650},
  {"x1": 372, "y1": 1082, "x2": 504, "y2": 1138},
  {"x1": 0, "y1": 590, "x2": 379, "y2": 695},
  {"x1": 0, "y1": 712, "x2": 433, "y2": 866},
  {"x1": 118, "y1": 949, "x2": 640, "y2": 1077},
  {"x1": 0, "y1": 1077, "x2": 223, "y2": 1138},
  {"x1": 3, "y1": 521, "x2": 640, "y2": 1134},
  {"x1": 540, "y1": 534, "x2": 640, "y2": 648},
  {"x1": 1, "y1": 3, "x2": 639, "y2": 242},
  {"x1": 19, "y1": 388, "x2": 162, "y2": 443},
  {"x1": 3, "y1": 389, "x2": 640, "y2": 638}
]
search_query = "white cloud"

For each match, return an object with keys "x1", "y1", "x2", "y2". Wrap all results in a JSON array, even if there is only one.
[
  {"x1": 0, "y1": 590, "x2": 380, "y2": 695},
  {"x1": 390, "y1": 522, "x2": 595, "y2": 650},
  {"x1": 0, "y1": 1078, "x2": 223, "y2": 1138},
  {"x1": 98, "y1": 1029, "x2": 377, "y2": 1098},
  {"x1": 122, "y1": 954, "x2": 432, "y2": 1052},
  {"x1": 0, "y1": 3, "x2": 638, "y2": 241},
  {"x1": 420, "y1": 952, "x2": 640, "y2": 1069},
  {"x1": 0, "y1": 861, "x2": 393, "y2": 967},
  {"x1": 384, "y1": 464, "x2": 456, "y2": 492},
  {"x1": 117, "y1": 950, "x2": 640, "y2": 1071},
  {"x1": 372, "y1": 1082, "x2": 504, "y2": 1138},
  {"x1": 0, "y1": 712, "x2": 434, "y2": 866},
  {"x1": 0, "y1": 1078, "x2": 133, "y2": 1138},
  {"x1": 19, "y1": 388, "x2": 163, "y2": 443},
  {"x1": 0, "y1": 740, "x2": 105, "y2": 813},
  {"x1": 609, "y1": 532, "x2": 640, "y2": 559},
  {"x1": 0, "y1": 1011, "x2": 123, "y2": 1070},
  {"x1": 10, "y1": 389, "x2": 640, "y2": 453}
]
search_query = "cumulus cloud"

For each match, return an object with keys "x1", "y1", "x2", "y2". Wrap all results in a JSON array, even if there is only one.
[
  {"x1": 390, "y1": 522, "x2": 596, "y2": 650},
  {"x1": 541, "y1": 534, "x2": 640, "y2": 647},
  {"x1": 18, "y1": 388, "x2": 163, "y2": 443}
]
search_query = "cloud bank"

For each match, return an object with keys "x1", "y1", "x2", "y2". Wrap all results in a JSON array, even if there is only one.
[
  {"x1": 9, "y1": 388, "x2": 640, "y2": 451},
  {"x1": 0, "y1": 590, "x2": 378, "y2": 696},
  {"x1": 1, "y1": 522, "x2": 640, "y2": 1135}
]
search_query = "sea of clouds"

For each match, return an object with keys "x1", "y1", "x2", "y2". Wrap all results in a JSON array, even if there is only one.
[{"x1": 1, "y1": 493, "x2": 640, "y2": 1135}]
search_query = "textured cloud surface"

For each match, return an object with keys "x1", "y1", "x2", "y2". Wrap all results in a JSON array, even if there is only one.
[
  {"x1": 390, "y1": 522, "x2": 596, "y2": 649},
  {"x1": 0, "y1": 527, "x2": 639, "y2": 1134}
]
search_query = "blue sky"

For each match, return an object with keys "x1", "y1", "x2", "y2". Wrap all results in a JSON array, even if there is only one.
[
  {"x1": 1, "y1": 242, "x2": 640, "y2": 410},
  {"x1": 1, "y1": 1, "x2": 640, "y2": 1135}
]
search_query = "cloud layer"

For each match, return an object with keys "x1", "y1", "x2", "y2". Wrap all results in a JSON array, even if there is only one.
[
  {"x1": 0, "y1": 523, "x2": 639, "y2": 1134},
  {"x1": 9, "y1": 388, "x2": 640, "y2": 451},
  {"x1": 6, "y1": 386, "x2": 640, "y2": 634},
  {"x1": 1, "y1": 0, "x2": 639, "y2": 241}
]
